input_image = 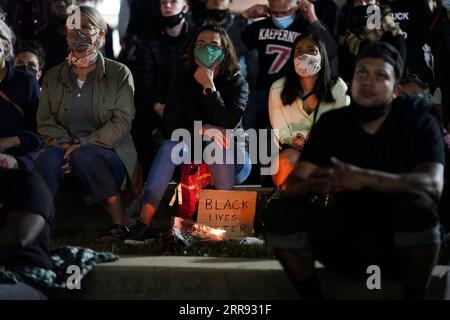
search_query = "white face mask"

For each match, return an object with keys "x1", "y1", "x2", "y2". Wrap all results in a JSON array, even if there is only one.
[
  {"x1": 294, "y1": 54, "x2": 322, "y2": 78},
  {"x1": 0, "y1": 153, "x2": 19, "y2": 169}
]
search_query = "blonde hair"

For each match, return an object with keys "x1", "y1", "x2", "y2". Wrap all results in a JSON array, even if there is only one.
[
  {"x1": 80, "y1": 6, "x2": 107, "y2": 49},
  {"x1": 0, "y1": 18, "x2": 14, "y2": 60}
]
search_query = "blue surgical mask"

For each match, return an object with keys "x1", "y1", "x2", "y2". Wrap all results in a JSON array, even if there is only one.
[{"x1": 272, "y1": 14, "x2": 294, "y2": 29}]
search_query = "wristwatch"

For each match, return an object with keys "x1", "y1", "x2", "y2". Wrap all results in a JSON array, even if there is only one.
[{"x1": 203, "y1": 87, "x2": 214, "y2": 95}]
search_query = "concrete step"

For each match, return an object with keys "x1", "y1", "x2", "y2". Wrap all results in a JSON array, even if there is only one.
[
  {"x1": 73, "y1": 256, "x2": 450, "y2": 300},
  {"x1": 76, "y1": 256, "x2": 297, "y2": 300}
]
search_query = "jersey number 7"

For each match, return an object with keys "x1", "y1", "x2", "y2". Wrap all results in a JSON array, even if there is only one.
[{"x1": 266, "y1": 45, "x2": 292, "y2": 75}]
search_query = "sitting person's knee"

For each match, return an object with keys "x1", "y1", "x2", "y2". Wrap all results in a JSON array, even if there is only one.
[
  {"x1": 394, "y1": 192, "x2": 441, "y2": 247},
  {"x1": 71, "y1": 144, "x2": 97, "y2": 160},
  {"x1": 36, "y1": 147, "x2": 64, "y2": 165},
  {"x1": 264, "y1": 197, "x2": 307, "y2": 234},
  {"x1": 272, "y1": 149, "x2": 300, "y2": 186},
  {"x1": 160, "y1": 140, "x2": 188, "y2": 160},
  {"x1": 395, "y1": 191, "x2": 439, "y2": 230},
  {"x1": 279, "y1": 149, "x2": 300, "y2": 165}
]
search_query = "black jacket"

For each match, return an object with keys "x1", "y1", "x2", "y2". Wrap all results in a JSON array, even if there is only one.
[
  {"x1": 0, "y1": 63, "x2": 41, "y2": 170},
  {"x1": 135, "y1": 22, "x2": 197, "y2": 111},
  {"x1": 162, "y1": 71, "x2": 249, "y2": 140}
]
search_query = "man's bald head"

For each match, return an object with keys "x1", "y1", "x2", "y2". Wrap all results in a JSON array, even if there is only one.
[{"x1": 268, "y1": 0, "x2": 296, "y2": 17}]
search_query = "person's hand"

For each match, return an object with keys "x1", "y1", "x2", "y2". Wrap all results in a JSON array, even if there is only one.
[
  {"x1": 60, "y1": 142, "x2": 71, "y2": 151},
  {"x1": 0, "y1": 136, "x2": 20, "y2": 151},
  {"x1": 330, "y1": 157, "x2": 367, "y2": 192},
  {"x1": 241, "y1": 4, "x2": 270, "y2": 20},
  {"x1": 194, "y1": 60, "x2": 218, "y2": 89},
  {"x1": 200, "y1": 124, "x2": 232, "y2": 149},
  {"x1": 292, "y1": 132, "x2": 307, "y2": 151},
  {"x1": 283, "y1": 167, "x2": 334, "y2": 196},
  {"x1": 153, "y1": 102, "x2": 165, "y2": 118},
  {"x1": 62, "y1": 143, "x2": 81, "y2": 175},
  {"x1": 296, "y1": 0, "x2": 318, "y2": 24},
  {"x1": 305, "y1": 167, "x2": 335, "y2": 194}
]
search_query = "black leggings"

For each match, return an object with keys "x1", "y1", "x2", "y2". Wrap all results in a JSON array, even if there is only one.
[{"x1": 0, "y1": 168, "x2": 53, "y2": 219}]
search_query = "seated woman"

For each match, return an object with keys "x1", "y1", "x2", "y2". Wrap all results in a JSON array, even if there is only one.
[
  {"x1": 129, "y1": 25, "x2": 252, "y2": 240},
  {"x1": 0, "y1": 168, "x2": 53, "y2": 300},
  {"x1": 269, "y1": 33, "x2": 350, "y2": 188},
  {"x1": 0, "y1": 19, "x2": 41, "y2": 171},
  {"x1": 35, "y1": 6, "x2": 138, "y2": 242}
]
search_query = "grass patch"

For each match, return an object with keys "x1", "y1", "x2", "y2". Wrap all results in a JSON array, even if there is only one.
[
  {"x1": 51, "y1": 190, "x2": 273, "y2": 259},
  {"x1": 50, "y1": 224, "x2": 272, "y2": 258}
]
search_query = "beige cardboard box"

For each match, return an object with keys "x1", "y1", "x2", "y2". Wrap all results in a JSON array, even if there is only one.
[{"x1": 197, "y1": 190, "x2": 257, "y2": 239}]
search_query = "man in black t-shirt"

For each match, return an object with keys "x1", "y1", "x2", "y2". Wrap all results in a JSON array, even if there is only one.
[
  {"x1": 0, "y1": 169, "x2": 53, "y2": 300},
  {"x1": 265, "y1": 42, "x2": 445, "y2": 300}
]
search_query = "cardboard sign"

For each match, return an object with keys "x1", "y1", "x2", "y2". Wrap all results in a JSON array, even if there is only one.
[{"x1": 197, "y1": 190, "x2": 257, "y2": 239}]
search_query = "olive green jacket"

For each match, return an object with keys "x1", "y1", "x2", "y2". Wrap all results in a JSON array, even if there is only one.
[{"x1": 37, "y1": 53, "x2": 138, "y2": 178}]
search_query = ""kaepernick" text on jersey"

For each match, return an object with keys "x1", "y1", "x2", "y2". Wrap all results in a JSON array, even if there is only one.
[{"x1": 258, "y1": 28, "x2": 301, "y2": 43}]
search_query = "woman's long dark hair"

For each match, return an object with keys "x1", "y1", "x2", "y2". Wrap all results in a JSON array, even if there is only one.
[
  {"x1": 281, "y1": 33, "x2": 337, "y2": 106},
  {"x1": 184, "y1": 25, "x2": 240, "y2": 80}
]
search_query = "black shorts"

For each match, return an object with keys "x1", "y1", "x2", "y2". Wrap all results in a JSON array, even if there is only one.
[{"x1": 264, "y1": 190, "x2": 442, "y2": 276}]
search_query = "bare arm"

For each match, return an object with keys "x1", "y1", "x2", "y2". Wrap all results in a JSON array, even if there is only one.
[
  {"x1": 359, "y1": 163, "x2": 444, "y2": 201},
  {"x1": 282, "y1": 161, "x2": 333, "y2": 196},
  {"x1": 332, "y1": 158, "x2": 444, "y2": 202}
]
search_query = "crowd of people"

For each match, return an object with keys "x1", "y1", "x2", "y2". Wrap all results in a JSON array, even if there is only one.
[{"x1": 0, "y1": 0, "x2": 449, "y2": 300}]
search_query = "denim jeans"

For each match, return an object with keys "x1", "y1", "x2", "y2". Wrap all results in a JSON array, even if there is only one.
[
  {"x1": 34, "y1": 144, "x2": 126, "y2": 201},
  {"x1": 141, "y1": 139, "x2": 252, "y2": 209}
]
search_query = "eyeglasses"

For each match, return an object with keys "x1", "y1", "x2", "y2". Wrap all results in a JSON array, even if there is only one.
[{"x1": 195, "y1": 41, "x2": 222, "y2": 50}]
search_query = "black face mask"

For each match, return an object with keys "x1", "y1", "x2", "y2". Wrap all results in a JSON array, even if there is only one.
[
  {"x1": 349, "y1": 5, "x2": 373, "y2": 29},
  {"x1": 207, "y1": 9, "x2": 230, "y2": 22},
  {"x1": 15, "y1": 65, "x2": 38, "y2": 78},
  {"x1": 354, "y1": 103, "x2": 387, "y2": 123},
  {"x1": 161, "y1": 10, "x2": 186, "y2": 28}
]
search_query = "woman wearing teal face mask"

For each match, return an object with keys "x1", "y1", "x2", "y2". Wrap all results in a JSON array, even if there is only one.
[{"x1": 127, "y1": 25, "x2": 252, "y2": 242}]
